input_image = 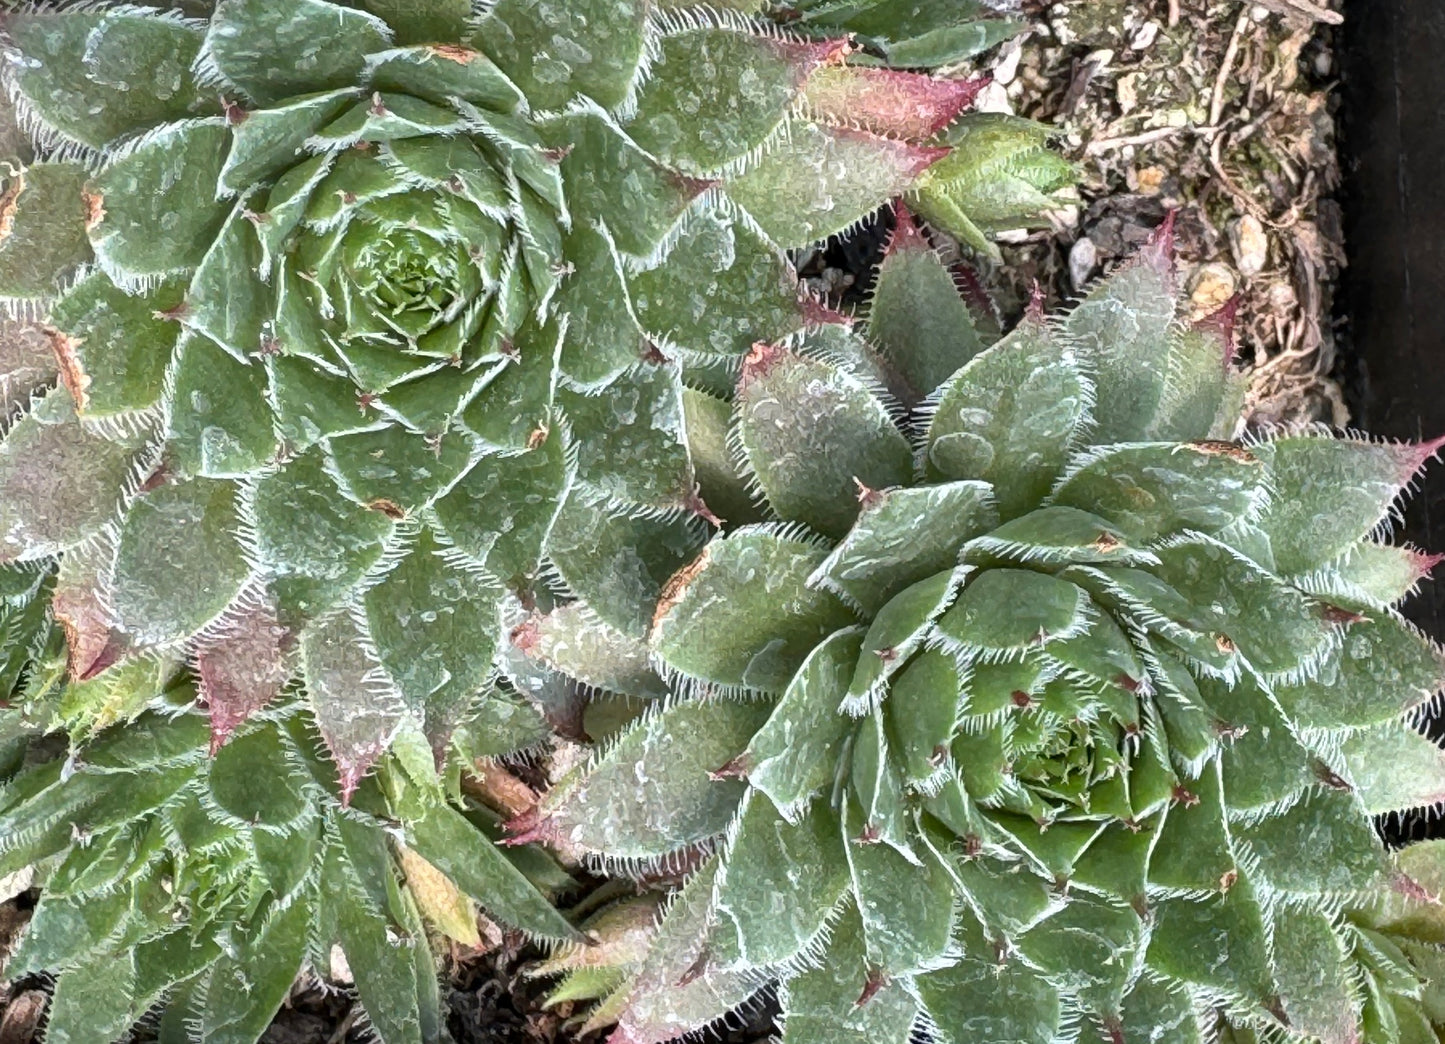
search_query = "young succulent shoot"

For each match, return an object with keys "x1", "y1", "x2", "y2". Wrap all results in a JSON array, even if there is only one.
[
  {"x1": 524, "y1": 210, "x2": 1445, "y2": 1044},
  {"x1": 0, "y1": 694, "x2": 578, "y2": 1042},
  {"x1": 0, "y1": 0, "x2": 1043, "y2": 797},
  {"x1": 771, "y1": 0, "x2": 1028, "y2": 69}
]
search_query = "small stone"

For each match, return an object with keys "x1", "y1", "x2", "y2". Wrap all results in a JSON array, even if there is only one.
[
  {"x1": 1069, "y1": 237, "x2": 1098, "y2": 290},
  {"x1": 1134, "y1": 166, "x2": 1166, "y2": 195},
  {"x1": 1187, "y1": 263, "x2": 1238, "y2": 320},
  {"x1": 1230, "y1": 215, "x2": 1269, "y2": 277},
  {"x1": 1130, "y1": 21, "x2": 1161, "y2": 50}
]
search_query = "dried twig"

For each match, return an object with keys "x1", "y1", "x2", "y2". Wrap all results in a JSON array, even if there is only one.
[
  {"x1": 1209, "y1": 9, "x2": 1253, "y2": 129},
  {"x1": 1167, "y1": 0, "x2": 1181, "y2": 28},
  {"x1": 1086, "y1": 124, "x2": 1217, "y2": 154}
]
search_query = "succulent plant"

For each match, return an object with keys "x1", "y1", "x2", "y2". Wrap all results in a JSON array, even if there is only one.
[
  {"x1": 0, "y1": 0, "x2": 1059, "y2": 796},
  {"x1": 769, "y1": 0, "x2": 1027, "y2": 69},
  {"x1": 520, "y1": 212, "x2": 1445, "y2": 1044},
  {"x1": 0, "y1": 688, "x2": 579, "y2": 1042}
]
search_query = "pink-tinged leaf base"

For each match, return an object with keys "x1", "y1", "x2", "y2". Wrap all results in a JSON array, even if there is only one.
[
  {"x1": 1194, "y1": 295, "x2": 1243, "y2": 369},
  {"x1": 806, "y1": 67, "x2": 987, "y2": 140},
  {"x1": 195, "y1": 592, "x2": 291, "y2": 754},
  {"x1": 52, "y1": 550, "x2": 123, "y2": 681}
]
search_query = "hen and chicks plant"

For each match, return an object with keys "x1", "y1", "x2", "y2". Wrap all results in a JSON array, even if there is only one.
[
  {"x1": 523, "y1": 212, "x2": 1445, "y2": 1044},
  {"x1": 0, "y1": 0, "x2": 1067, "y2": 1040}
]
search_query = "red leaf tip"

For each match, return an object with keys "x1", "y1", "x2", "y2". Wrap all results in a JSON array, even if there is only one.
[
  {"x1": 738, "y1": 341, "x2": 791, "y2": 392},
  {"x1": 1194, "y1": 294, "x2": 1243, "y2": 369},
  {"x1": 885, "y1": 201, "x2": 930, "y2": 257}
]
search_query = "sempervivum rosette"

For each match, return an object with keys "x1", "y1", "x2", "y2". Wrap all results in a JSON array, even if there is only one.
[
  {"x1": 0, "y1": 0, "x2": 1020, "y2": 789},
  {"x1": 518, "y1": 213, "x2": 1445, "y2": 1044}
]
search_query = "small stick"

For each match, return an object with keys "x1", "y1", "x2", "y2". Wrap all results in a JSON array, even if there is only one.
[
  {"x1": 1085, "y1": 124, "x2": 1217, "y2": 154},
  {"x1": 1209, "y1": 9, "x2": 1253, "y2": 130},
  {"x1": 1168, "y1": 0, "x2": 1181, "y2": 27},
  {"x1": 1250, "y1": 0, "x2": 1344, "y2": 24}
]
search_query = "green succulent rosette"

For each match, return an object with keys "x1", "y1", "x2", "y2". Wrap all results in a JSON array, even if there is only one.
[
  {"x1": 0, "y1": 0, "x2": 1043, "y2": 791},
  {"x1": 0, "y1": 690, "x2": 577, "y2": 1041},
  {"x1": 523, "y1": 213, "x2": 1445, "y2": 1044}
]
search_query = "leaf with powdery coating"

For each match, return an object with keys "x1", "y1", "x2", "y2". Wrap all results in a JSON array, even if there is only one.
[
  {"x1": 710, "y1": 793, "x2": 849, "y2": 970},
  {"x1": 608, "y1": 858, "x2": 765, "y2": 1044},
  {"x1": 684, "y1": 388, "x2": 764, "y2": 526},
  {"x1": 1271, "y1": 909, "x2": 1361, "y2": 1044},
  {"x1": 515, "y1": 603, "x2": 668, "y2": 700},
  {"x1": 529, "y1": 699, "x2": 770, "y2": 863},
  {"x1": 780, "y1": 903, "x2": 918, "y2": 1044},
  {"x1": 1252, "y1": 434, "x2": 1443, "y2": 578},
  {"x1": 1303, "y1": 542, "x2": 1443, "y2": 611},
  {"x1": 651, "y1": 528, "x2": 856, "y2": 695},
  {"x1": 935, "y1": 569, "x2": 1091, "y2": 655},
  {"x1": 0, "y1": 164, "x2": 96, "y2": 304},
  {"x1": 1061, "y1": 220, "x2": 1178, "y2": 445},
  {"x1": 924, "y1": 316, "x2": 1088, "y2": 521},
  {"x1": 812, "y1": 481, "x2": 996, "y2": 616},
  {"x1": 804, "y1": 67, "x2": 984, "y2": 141},
  {"x1": 1273, "y1": 614, "x2": 1444, "y2": 729},
  {"x1": 865, "y1": 205, "x2": 989, "y2": 406},
  {"x1": 1342, "y1": 722, "x2": 1445, "y2": 816},
  {"x1": 1146, "y1": 319, "x2": 1244, "y2": 442},
  {"x1": 110, "y1": 478, "x2": 250, "y2": 648},
  {"x1": 748, "y1": 627, "x2": 864, "y2": 817},
  {"x1": 726, "y1": 123, "x2": 947, "y2": 249},
  {"x1": 1049, "y1": 442, "x2": 1266, "y2": 546},
  {"x1": 0, "y1": 387, "x2": 148, "y2": 564},
  {"x1": 301, "y1": 609, "x2": 406, "y2": 803},
  {"x1": 735, "y1": 343, "x2": 912, "y2": 540},
  {"x1": 1234, "y1": 788, "x2": 1386, "y2": 896},
  {"x1": 0, "y1": 317, "x2": 57, "y2": 418},
  {"x1": 478, "y1": 0, "x2": 647, "y2": 112},
  {"x1": 917, "y1": 912, "x2": 1061, "y2": 1044},
  {"x1": 629, "y1": 29, "x2": 839, "y2": 174},
  {"x1": 196, "y1": 593, "x2": 290, "y2": 754}
]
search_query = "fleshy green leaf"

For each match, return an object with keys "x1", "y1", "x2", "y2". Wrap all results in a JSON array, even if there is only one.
[
  {"x1": 727, "y1": 123, "x2": 944, "y2": 249},
  {"x1": 168, "y1": 333, "x2": 278, "y2": 477},
  {"x1": 936, "y1": 569, "x2": 1090, "y2": 655},
  {"x1": 6, "y1": 10, "x2": 212, "y2": 151},
  {"x1": 478, "y1": 0, "x2": 647, "y2": 111},
  {"x1": 329, "y1": 424, "x2": 475, "y2": 511},
  {"x1": 0, "y1": 386, "x2": 147, "y2": 562},
  {"x1": 712, "y1": 793, "x2": 848, "y2": 968},
  {"x1": 811, "y1": 481, "x2": 997, "y2": 615},
  {"x1": 516, "y1": 603, "x2": 667, "y2": 699},
  {"x1": 1235, "y1": 787, "x2": 1385, "y2": 895},
  {"x1": 1146, "y1": 875, "x2": 1273, "y2": 1006},
  {"x1": 684, "y1": 387, "x2": 763, "y2": 526},
  {"x1": 111, "y1": 477, "x2": 250, "y2": 646},
  {"x1": 90, "y1": 119, "x2": 232, "y2": 280},
  {"x1": 1272, "y1": 909, "x2": 1361, "y2": 1044},
  {"x1": 781, "y1": 903, "x2": 917, "y2": 1044},
  {"x1": 0, "y1": 163, "x2": 95, "y2": 302},
  {"x1": 846, "y1": 834, "x2": 955, "y2": 976},
  {"x1": 1342, "y1": 721, "x2": 1445, "y2": 815},
  {"x1": 204, "y1": 0, "x2": 393, "y2": 106},
  {"x1": 196, "y1": 594, "x2": 290, "y2": 751},
  {"x1": 183, "y1": 202, "x2": 273, "y2": 362},
  {"x1": 924, "y1": 317, "x2": 1088, "y2": 520},
  {"x1": 736, "y1": 344, "x2": 912, "y2": 539},
  {"x1": 918, "y1": 912, "x2": 1062, "y2": 1044},
  {"x1": 651, "y1": 528, "x2": 855, "y2": 694},
  {"x1": 535, "y1": 699, "x2": 770, "y2": 861},
  {"x1": 208, "y1": 724, "x2": 311, "y2": 828}
]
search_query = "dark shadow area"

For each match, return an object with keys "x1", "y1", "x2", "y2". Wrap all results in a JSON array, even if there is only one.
[{"x1": 1340, "y1": 0, "x2": 1445, "y2": 638}]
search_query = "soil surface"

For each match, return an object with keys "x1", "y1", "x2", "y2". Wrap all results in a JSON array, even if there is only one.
[{"x1": 0, "y1": 2, "x2": 1348, "y2": 1041}]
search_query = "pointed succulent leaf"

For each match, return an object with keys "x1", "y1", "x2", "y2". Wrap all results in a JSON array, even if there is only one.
[
  {"x1": 803, "y1": 67, "x2": 982, "y2": 141},
  {"x1": 924, "y1": 317, "x2": 1088, "y2": 520},
  {"x1": 651, "y1": 528, "x2": 855, "y2": 694},
  {"x1": 685, "y1": 387, "x2": 763, "y2": 526},
  {"x1": 966, "y1": 506, "x2": 1155, "y2": 570},
  {"x1": 1341, "y1": 721, "x2": 1445, "y2": 815},
  {"x1": 248, "y1": 449, "x2": 395, "y2": 625},
  {"x1": 817, "y1": 2, "x2": 1025, "y2": 67},
  {"x1": 168, "y1": 334, "x2": 278, "y2": 477},
  {"x1": 846, "y1": 834, "x2": 955, "y2": 976},
  {"x1": 110, "y1": 477, "x2": 249, "y2": 647},
  {"x1": 1019, "y1": 893, "x2": 1144, "y2": 1016},
  {"x1": 1063, "y1": 229, "x2": 1177, "y2": 444},
  {"x1": 89, "y1": 119, "x2": 232, "y2": 280},
  {"x1": 363, "y1": 529, "x2": 502, "y2": 742},
  {"x1": 1148, "y1": 535, "x2": 1332, "y2": 677},
  {"x1": 1148, "y1": 764, "x2": 1236, "y2": 892},
  {"x1": 711, "y1": 793, "x2": 849, "y2": 969},
  {"x1": 561, "y1": 364, "x2": 695, "y2": 512},
  {"x1": 630, "y1": 206, "x2": 806, "y2": 360},
  {"x1": 1307, "y1": 541, "x2": 1441, "y2": 610},
  {"x1": 1117, "y1": 977, "x2": 1203, "y2": 1044},
  {"x1": 301, "y1": 609, "x2": 406, "y2": 800},
  {"x1": 183, "y1": 202, "x2": 273, "y2": 362},
  {"x1": 48, "y1": 273, "x2": 184, "y2": 418},
  {"x1": 405, "y1": 797, "x2": 580, "y2": 942},
  {"x1": 547, "y1": 490, "x2": 706, "y2": 638},
  {"x1": 866, "y1": 206, "x2": 989, "y2": 405},
  {"x1": 847, "y1": 568, "x2": 957, "y2": 708},
  {"x1": 329, "y1": 425, "x2": 475, "y2": 512},
  {"x1": 367, "y1": 46, "x2": 524, "y2": 113},
  {"x1": 1049, "y1": 442, "x2": 1266, "y2": 545},
  {"x1": 748, "y1": 627, "x2": 864, "y2": 816},
  {"x1": 936, "y1": 569, "x2": 1091, "y2": 655},
  {"x1": 812, "y1": 481, "x2": 996, "y2": 616},
  {"x1": 780, "y1": 903, "x2": 917, "y2": 1044},
  {"x1": 736, "y1": 343, "x2": 912, "y2": 539},
  {"x1": 208, "y1": 724, "x2": 311, "y2": 828},
  {"x1": 42, "y1": 959, "x2": 137, "y2": 1044},
  {"x1": 5, "y1": 9, "x2": 212, "y2": 150},
  {"x1": 515, "y1": 603, "x2": 667, "y2": 700},
  {"x1": 1199, "y1": 672, "x2": 1314, "y2": 812},
  {"x1": 351, "y1": 1, "x2": 472, "y2": 45},
  {"x1": 610, "y1": 857, "x2": 764, "y2": 1044},
  {"x1": 1235, "y1": 787, "x2": 1386, "y2": 895},
  {"x1": 0, "y1": 387, "x2": 147, "y2": 563},
  {"x1": 886, "y1": 646, "x2": 962, "y2": 786},
  {"x1": 1146, "y1": 875, "x2": 1274, "y2": 1006},
  {"x1": 1253, "y1": 435, "x2": 1435, "y2": 577},
  {"x1": 0, "y1": 316, "x2": 57, "y2": 416},
  {"x1": 204, "y1": 0, "x2": 392, "y2": 106},
  {"x1": 553, "y1": 224, "x2": 642, "y2": 390},
  {"x1": 1147, "y1": 322, "x2": 1243, "y2": 442},
  {"x1": 219, "y1": 88, "x2": 358, "y2": 193},
  {"x1": 478, "y1": 0, "x2": 646, "y2": 111},
  {"x1": 197, "y1": 594, "x2": 290, "y2": 752},
  {"x1": 538, "y1": 698, "x2": 769, "y2": 861},
  {"x1": 1271, "y1": 909, "x2": 1361, "y2": 1044},
  {"x1": 1273, "y1": 614, "x2": 1444, "y2": 728},
  {"x1": 726, "y1": 123, "x2": 946, "y2": 249},
  {"x1": 917, "y1": 912, "x2": 1062, "y2": 1044},
  {"x1": 0, "y1": 163, "x2": 95, "y2": 303},
  {"x1": 629, "y1": 29, "x2": 834, "y2": 174}
]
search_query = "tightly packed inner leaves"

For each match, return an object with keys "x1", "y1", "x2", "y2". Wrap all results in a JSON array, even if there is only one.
[{"x1": 521, "y1": 213, "x2": 1445, "y2": 1044}]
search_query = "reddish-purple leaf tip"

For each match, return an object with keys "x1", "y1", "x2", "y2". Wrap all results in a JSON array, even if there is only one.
[
  {"x1": 885, "y1": 201, "x2": 930, "y2": 258},
  {"x1": 1194, "y1": 294, "x2": 1243, "y2": 369}
]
